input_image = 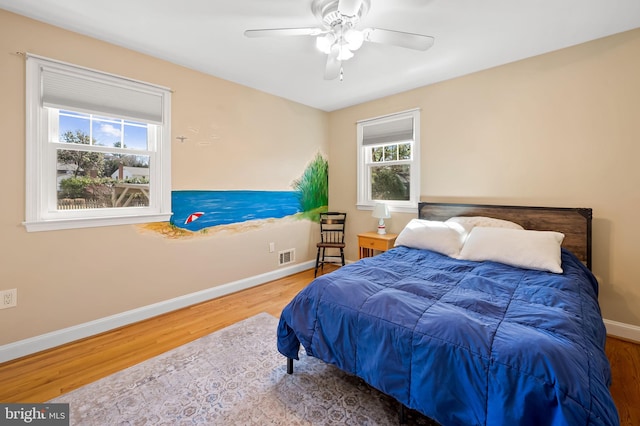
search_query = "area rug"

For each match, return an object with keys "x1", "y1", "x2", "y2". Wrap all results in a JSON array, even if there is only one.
[{"x1": 50, "y1": 313, "x2": 438, "y2": 425}]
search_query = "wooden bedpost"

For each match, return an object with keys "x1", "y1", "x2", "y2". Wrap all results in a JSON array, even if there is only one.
[
  {"x1": 287, "y1": 357, "x2": 293, "y2": 374},
  {"x1": 399, "y1": 404, "x2": 407, "y2": 424}
]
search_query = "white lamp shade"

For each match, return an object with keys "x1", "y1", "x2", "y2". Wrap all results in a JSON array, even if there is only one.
[{"x1": 372, "y1": 202, "x2": 390, "y2": 219}]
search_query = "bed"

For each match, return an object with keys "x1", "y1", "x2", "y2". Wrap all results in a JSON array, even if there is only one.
[{"x1": 277, "y1": 202, "x2": 619, "y2": 425}]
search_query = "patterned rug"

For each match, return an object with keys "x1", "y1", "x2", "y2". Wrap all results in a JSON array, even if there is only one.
[{"x1": 50, "y1": 313, "x2": 438, "y2": 425}]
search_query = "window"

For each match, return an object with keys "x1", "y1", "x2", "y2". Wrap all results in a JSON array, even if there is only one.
[
  {"x1": 357, "y1": 109, "x2": 420, "y2": 212},
  {"x1": 24, "y1": 54, "x2": 172, "y2": 231}
]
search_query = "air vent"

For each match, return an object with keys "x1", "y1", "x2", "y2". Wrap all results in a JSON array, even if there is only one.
[{"x1": 278, "y1": 249, "x2": 295, "y2": 266}]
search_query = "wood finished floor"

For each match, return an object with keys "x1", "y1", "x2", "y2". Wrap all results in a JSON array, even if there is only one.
[{"x1": 0, "y1": 265, "x2": 638, "y2": 425}]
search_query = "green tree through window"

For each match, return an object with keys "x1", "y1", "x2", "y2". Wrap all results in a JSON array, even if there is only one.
[
  {"x1": 371, "y1": 165, "x2": 410, "y2": 200},
  {"x1": 58, "y1": 130, "x2": 105, "y2": 177}
]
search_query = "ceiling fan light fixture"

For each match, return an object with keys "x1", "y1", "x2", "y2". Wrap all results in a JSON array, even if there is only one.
[
  {"x1": 344, "y1": 28, "x2": 364, "y2": 50},
  {"x1": 316, "y1": 32, "x2": 335, "y2": 54},
  {"x1": 336, "y1": 46, "x2": 354, "y2": 61}
]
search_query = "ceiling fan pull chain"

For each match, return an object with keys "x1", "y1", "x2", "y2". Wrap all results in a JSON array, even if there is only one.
[{"x1": 339, "y1": 66, "x2": 344, "y2": 82}]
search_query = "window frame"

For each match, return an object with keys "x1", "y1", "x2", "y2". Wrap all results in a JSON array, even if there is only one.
[
  {"x1": 24, "y1": 54, "x2": 172, "y2": 232},
  {"x1": 356, "y1": 109, "x2": 421, "y2": 213}
]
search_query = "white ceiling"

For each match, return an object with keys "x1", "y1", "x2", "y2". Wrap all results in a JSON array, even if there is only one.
[{"x1": 2, "y1": 0, "x2": 640, "y2": 111}]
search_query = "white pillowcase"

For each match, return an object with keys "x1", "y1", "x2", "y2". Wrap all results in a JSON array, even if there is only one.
[
  {"x1": 458, "y1": 227, "x2": 565, "y2": 273},
  {"x1": 394, "y1": 219, "x2": 467, "y2": 257},
  {"x1": 445, "y1": 216, "x2": 524, "y2": 234}
]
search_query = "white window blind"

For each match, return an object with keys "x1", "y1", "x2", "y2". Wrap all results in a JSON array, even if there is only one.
[
  {"x1": 362, "y1": 116, "x2": 414, "y2": 146},
  {"x1": 40, "y1": 60, "x2": 165, "y2": 124}
]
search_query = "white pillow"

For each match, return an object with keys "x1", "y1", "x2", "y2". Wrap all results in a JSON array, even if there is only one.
[
  {"x1": 445, "y1": 216, "x2": 524, "y2": 233},
  {"x1": 458, "y1": 227, "x2": 565, "y2": 273},
  {"x1": 394, "y1": 219, "x2": 467, "y2": 257}
]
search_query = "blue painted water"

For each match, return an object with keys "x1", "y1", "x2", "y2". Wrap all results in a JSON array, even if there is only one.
[{"x1": 170, "y1": 190, "x2": 301, "y2": 232}]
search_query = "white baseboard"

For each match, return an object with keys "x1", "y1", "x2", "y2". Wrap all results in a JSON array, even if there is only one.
[
  {"x1": 0, "y1": 260, "x2": 315, "y2": 364},
  {"x1": 604, "y1": 318, "x2": 640, "y2": 343},
  {"x1": 2, "y1": 264, "x2": 636, "y2": 364}
]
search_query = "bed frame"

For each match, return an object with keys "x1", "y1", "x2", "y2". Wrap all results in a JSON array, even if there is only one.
[{"x1": 418, "y1": 202, "x2": 593, "y2": 270}]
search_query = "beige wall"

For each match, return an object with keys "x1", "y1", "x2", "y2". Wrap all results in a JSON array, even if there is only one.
[
  {"x1": 2, "y1": 8, "x2": 639, "y2": 349},
  {"x1": 0, "y1": 10, "x2": 328, "y2": 345},
  {"x1": 329, "y1": 28, "x2": 640, "y2": 327}
]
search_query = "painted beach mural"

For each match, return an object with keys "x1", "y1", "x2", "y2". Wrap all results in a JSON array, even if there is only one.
[
  {"x1": 144, "y1": 153, "x2": 328, "y2": 238},
  {"x1": 171, "y1": 190, "x2": 302, "y2": 232}
]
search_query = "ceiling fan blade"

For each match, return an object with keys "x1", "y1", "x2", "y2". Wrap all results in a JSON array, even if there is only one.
[
  {"x1": 324, "y1": 49, "x2": 342, "y2": 80},
  {"x1": 364, "y1": 28, "x2": 435, "y2": 51},
  {"x1": 337, "y1": 0, "x2": 363, "y2": 17},
  {"x1": 244, "y1": 27, "x2": 323, "y2": 38}
]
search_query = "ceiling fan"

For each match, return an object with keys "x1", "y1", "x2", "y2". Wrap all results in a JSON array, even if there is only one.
[{"x1": 244, "y1": 0, "x2": 434, "y2": 81}]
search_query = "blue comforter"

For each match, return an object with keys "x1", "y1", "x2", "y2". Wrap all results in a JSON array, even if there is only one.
[{"x1": 277, "y1": 246, "x2": 619, "y2": 425}]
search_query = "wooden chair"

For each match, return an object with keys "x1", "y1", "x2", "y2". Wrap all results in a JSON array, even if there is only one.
[{"x1": 315, "y1": 212, "x2": 347, "y2": 277}]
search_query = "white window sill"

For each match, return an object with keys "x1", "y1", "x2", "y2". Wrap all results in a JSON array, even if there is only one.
[
  {"x1": 356, "y1": 204, "x2": 417, "y2": 214},
  {"x1": 23, "y1": 213, "x2": 173, "y2": 232}
]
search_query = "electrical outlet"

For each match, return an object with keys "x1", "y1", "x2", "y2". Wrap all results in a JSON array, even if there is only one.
[
  {"x1": 0, "y1": 289, "x2": 17, "y2": 309},
  {"x1": 269, "y1": 242, "x2": 275, "y2": 253}
]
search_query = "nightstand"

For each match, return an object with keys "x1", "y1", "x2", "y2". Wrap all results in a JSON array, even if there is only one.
[{"x1": 358, "y1": 232, "x2": 398, "y2": 259}]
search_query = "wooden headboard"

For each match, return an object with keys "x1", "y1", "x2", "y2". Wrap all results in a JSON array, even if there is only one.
[{"x1": 418, "y1": 202, "x2": 593, "y2": 270}]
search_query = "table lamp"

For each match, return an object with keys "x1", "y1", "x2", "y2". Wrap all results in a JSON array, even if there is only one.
[{"x1": 372, "y1": 202, "x2": 391, "y2": 234}]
